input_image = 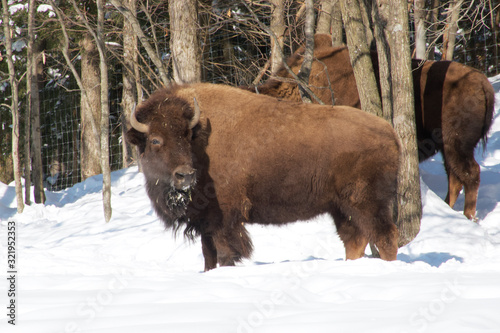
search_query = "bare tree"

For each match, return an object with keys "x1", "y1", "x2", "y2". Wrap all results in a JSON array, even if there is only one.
[
  {"x1": 371, "y1": 0, "x2": 392, "y2": 123},
  {"x1": 489, "y1": 0, "x2": 499, "y2": 72},
  {"x1": 414, "y1": 0, "x2": 427, "y2": 59},
  {"x1": 49, "y1": 0, "x2": 112, "y2": 220},
  {"x1": 121, "y1": 0, "x2": 139, "y2": 167},
  {"x1": 316, "y1": 0, "x2": 335, "y2": 35},
  {"x1": 270, "y1": 0, "x2": 286, "y2": 73},
  {"x1": 68, "y1": 0, "x2": 112, "y2": 221},
  {"x1": 374, "y1": 0, "x2": 421, "y2": 247},
  {"x1": 110, "y1": 0, "x2": 170, "y2": 86},
  {"x1": 79, "y1": 32, "x2": 102, "y2": 181},
  {"x1": 330, "y1": 0, "x2": 344, "y2": 47},
  {"x1": 297, "y1": 0, "x2": 315, "y2": 103},
  {"x1": 48, "y1": 0, "x2": 100, "y2": 147},
  {"x1": 426, "y1": 0, "x2": 440, "y2": 60},
  {"x1": 442, "y1": 0, "x2": 464, "y2": 60},
  {"x1": 169, "y1": 0, "x2": 201, "y2": 83},
  {"x1": 31, "y1": 60, "x2": 46, "y2": 204},
  {"x1": 339, "y1": 0, "x2": 382, "y2": 117},
  {"x1": 358, "y1": 0, "x2": 373, "y2": 47},
  {"x1": 25, "y1": 1, "x2": 34, "y2": 205},
  {"x1": 2, "y1": 0, "x2": 24, "y2": 213},
  {"x1": 27, "y1": 0, "x2": 46, "y2": 204},
  {"x1": 242, "y1": 1, "x2": 323, "y2": 104},
  {"x1": 96, "y1": 0, "x2": 112, "y2": 222}
]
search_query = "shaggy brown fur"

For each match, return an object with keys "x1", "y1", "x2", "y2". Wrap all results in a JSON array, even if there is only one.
[
  {"x1": 244, "y1": 34, "x2": 495, "y2": 220},
  {"x1": 127, "y1": 83, "x2": 401, "y2": 271}
]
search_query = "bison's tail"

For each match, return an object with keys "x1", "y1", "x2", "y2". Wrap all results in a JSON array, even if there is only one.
[{"x1": 481, "y1": 78, "x2": 496, "y2": 150}]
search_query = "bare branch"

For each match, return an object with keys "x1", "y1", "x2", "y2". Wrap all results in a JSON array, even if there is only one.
[
  {"x1": 46, "y1": 0, "x2": 100, "y2": 141},
  {"x1": 242, "y1": 0, "x2": 324, "y2": 105},
  {"x1": 109, "y1": 0, "x2": 170, "y2": 86}
]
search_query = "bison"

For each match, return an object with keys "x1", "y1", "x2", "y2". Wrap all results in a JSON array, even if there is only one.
[
  {"x1": 126, "y1": 83, "x2": 401, "y2": 271},
  {"x1": 245, "y1": 34, "x2": 495, "y2": 220}
]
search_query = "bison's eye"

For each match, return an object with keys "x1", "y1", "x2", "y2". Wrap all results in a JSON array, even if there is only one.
[{"x1": 150, "y1": 137, "x2": 163, "y2": 146}]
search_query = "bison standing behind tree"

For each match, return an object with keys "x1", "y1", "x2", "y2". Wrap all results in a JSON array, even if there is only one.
[
  {"x1": 126, "y1": 83, "x2": 401, "y2": 271},
  {"x1": 244, "y1": 34, "x2": 495, "y2": 221}
]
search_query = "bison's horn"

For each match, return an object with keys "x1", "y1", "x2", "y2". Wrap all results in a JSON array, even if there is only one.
[
  {"x1": 190, "y1": 97, "x2": 201, "y2": 129},
  {"x1": 130, "y1": 104, "x2": 149, "y2": 133}
]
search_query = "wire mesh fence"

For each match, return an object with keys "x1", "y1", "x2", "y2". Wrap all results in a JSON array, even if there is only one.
[{"x1": 0, "y1": 1, "x2": 499, "y2": 192}]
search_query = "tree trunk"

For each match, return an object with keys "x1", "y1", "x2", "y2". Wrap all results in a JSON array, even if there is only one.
[
  {"x1": 316, "y1": 0, "x2": 335, "y2": 35},
  {"x1": 413, "y1": 0, "x2": 426, "y2": 59},
  {"x1": 298, "y1": 0, "x2": 315, "y2": 103},
  {"x1": 376, "y1": 0, "x2": 421, "y2": 247},
  {"x1": 96, "y1": 0, "x2": 112, "y2": 222},
  {"x1": 270, "y1": 0, "x2": 286, "y2": 74},
  {"x1": 24, "y1": 109, "x2": 31, "y2": 204},
  {"x1": 2, "y1": 0, "x2": 24, "y2": 213},
  {"x1": 427, "y1": 0, "x2": 440, "y2": 60},
  {"x1": 122, "y1": 0, "x2": 139, "y2": 167},
  {"x1": 169, "y1": 0, "x2": 201, "y2": 84},
  {"x1": 340, "y1": 0, "x2": 382, "y2": 117},
  {"x1": 49, "y1": 0, "x2": 101, "y2": 186},
  {"x1": 371, "y1": 0, "x2": 393, "y2": 123},
  {"x1": 442, "y1": 0, "x2": 464, "y2": 61},
  {"x1": 80, "y1": 33, "x2": 102, "y2": 181},
  {"x1": 489, "y1": 0, "x2": 498, "y2": 75},
  {"x1": 330, "y1": 0, "x2": 344, "y2": 47},
  {"x1": 25, "y1": 0, "x2": 34, "y2": 205},
  {"x1": 71, "y1": 0, "x2": 112, "y2": 221},
  {"x1": 28, "y1": 0, "x2": 46, "y2": 204},
  {"x1": 359, "y1": 0, "x2": 373, "y2": 48},
  {"x1": 32, "y1": 49, "x2": 45, "y2": 203},
  {"x1": 72, "y1": 112, "x2": 79, "y2": 182}
]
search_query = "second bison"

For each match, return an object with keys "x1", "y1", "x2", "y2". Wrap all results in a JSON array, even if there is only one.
[{"x1": 247, "y1": 34, "x2": 495, "y2": 220}]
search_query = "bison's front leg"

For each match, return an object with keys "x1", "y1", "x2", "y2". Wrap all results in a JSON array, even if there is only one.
[
  {"x1": 213, "y1": 222, "x2": 254, "y2": 267},
  {"x1": 201, "y1": 234, "x2": 218, "y2": 271}
]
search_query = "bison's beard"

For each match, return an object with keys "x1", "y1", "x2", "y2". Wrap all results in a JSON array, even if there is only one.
[{"x1": 146, "y1": 179, "x2": 194, "y2": 236}]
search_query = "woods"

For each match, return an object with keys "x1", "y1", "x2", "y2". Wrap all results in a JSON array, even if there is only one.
[{"x1": 1, "y1": 0, "x2": 498, "y2": 239}]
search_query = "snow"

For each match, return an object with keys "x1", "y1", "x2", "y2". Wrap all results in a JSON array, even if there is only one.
[
  {"x1": 37, "y1": 5, "x2": 56, "y2": 18},
  {"x1": 2, "y1": 78, "x2": 500, "y2": 333}
]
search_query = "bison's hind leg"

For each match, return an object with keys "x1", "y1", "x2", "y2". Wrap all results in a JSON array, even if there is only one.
[
  {"x1": 372, "y1": 222, "x2": 398, "y2": 261},
  {"x1": 445, "y1": 171, "x2": 463, "y2": 209},
  {"x1": 332, "y1": 207, "x2": 398, "y2": 261},
  {"x1": 444, "y1": 151, "x2": 480, "y2": 220}
]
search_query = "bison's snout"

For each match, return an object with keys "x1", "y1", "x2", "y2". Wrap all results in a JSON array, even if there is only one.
[{"x1": 173, "y1": 165, "x2": 196, "y2": 190}]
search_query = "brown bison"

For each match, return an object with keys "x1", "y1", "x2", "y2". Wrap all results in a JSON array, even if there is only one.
[
  {"x1": 126, "y1": 83, "x2": 401, "y2": 271},
  {"x1": 245, "y1": 34, "x2": 495, "y2": 220}
]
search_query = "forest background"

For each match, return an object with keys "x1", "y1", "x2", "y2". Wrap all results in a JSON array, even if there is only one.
[{"x1": 1, "y1": 0, "x2": 498, "y2": 235}]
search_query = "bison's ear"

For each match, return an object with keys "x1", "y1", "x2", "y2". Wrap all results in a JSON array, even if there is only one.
[{"x1": 126, "y1": 129, "x2": 147, "y2": 153}]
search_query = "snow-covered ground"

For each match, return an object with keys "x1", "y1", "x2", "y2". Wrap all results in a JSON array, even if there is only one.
[{"x1": 1, "y1": 77, "x2": 500, "y2": 333}]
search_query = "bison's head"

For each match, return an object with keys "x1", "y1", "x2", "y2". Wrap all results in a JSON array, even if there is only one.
[{"x1": 126, "y1": 93, "x2": 201, "y2": 230}]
